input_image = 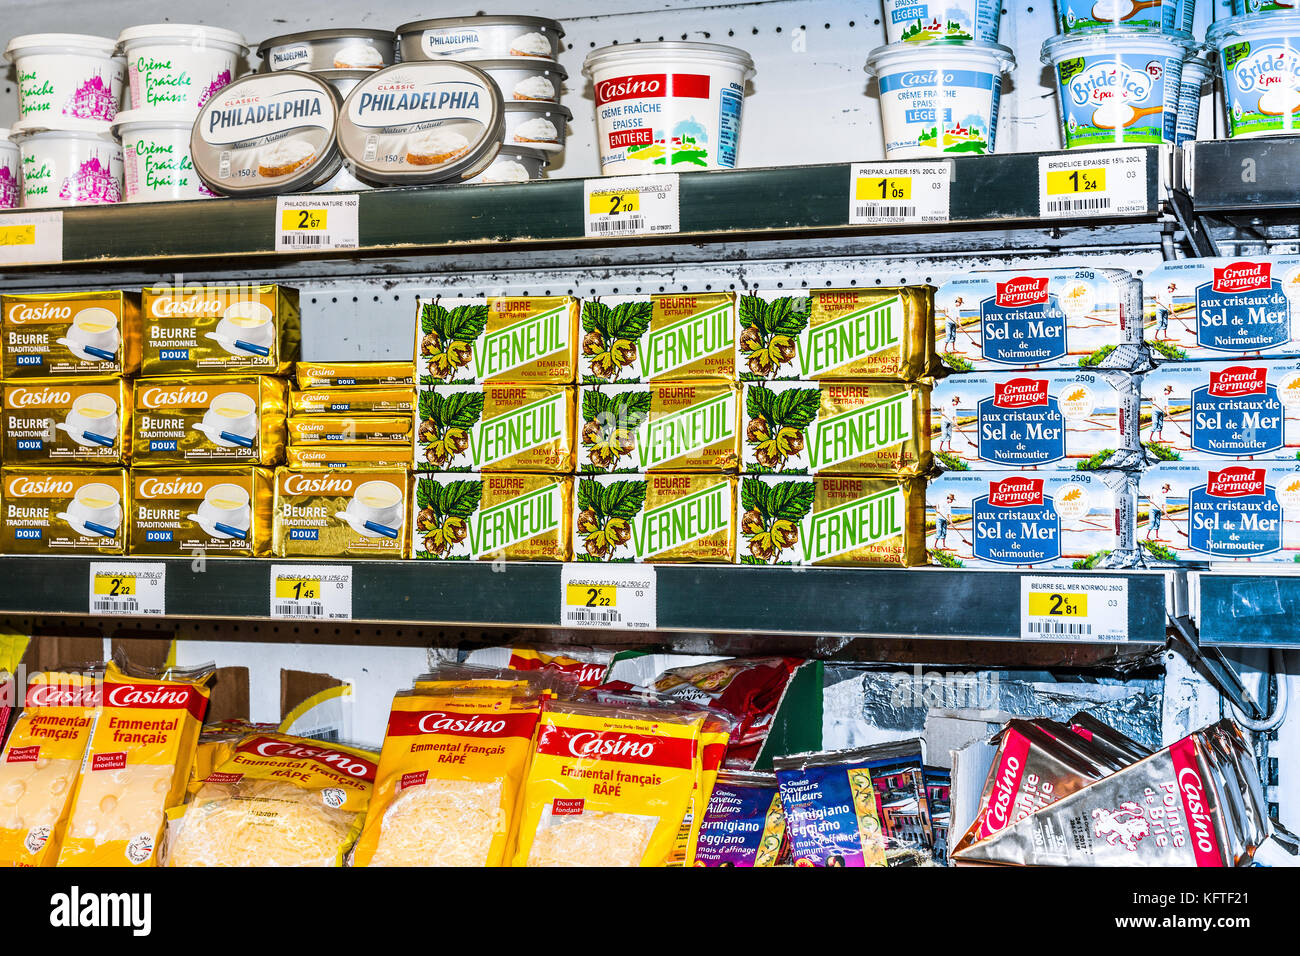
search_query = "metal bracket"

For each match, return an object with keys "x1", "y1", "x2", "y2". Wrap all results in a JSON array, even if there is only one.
[
  {"x1": 1167, "y1": 611, "x2": 1265, "y2": 720},
  {"x1": 1169, "y1": 187, "x2": 1220, "y2": 259}
]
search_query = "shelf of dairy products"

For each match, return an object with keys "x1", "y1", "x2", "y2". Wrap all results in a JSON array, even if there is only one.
[
  {"x1": 0, "y1": 553, "x2": 1172, "y2": 642},
  {"x1": 1193, "y1": 569, "x2": 1300, "y2": 648},
  {"x1": 0, "y1": 148, "x2": 1166, "y2": 271},
  {"x1": 1179, "y1": 135, "x2": 1300, "y2": 214}
]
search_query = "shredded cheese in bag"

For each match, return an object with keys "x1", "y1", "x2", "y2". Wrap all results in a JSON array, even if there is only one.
[
  {"x1": 352, "y1": 687, "x2": 542, "y2": 867},
  {"x1": 57, "y1": 658, "x2": 212, "y2": 867},
  {"x1": 186, "y1": 719, "x2": 279, "y2": 799},
  {"x1": 165, "y1": 731, "x2": 377, "y2": 867},
  {"x1": 679, "y1": 715, "x2": 731, "y2": 866},
  {"x1": 513, "y1": 700, "x2": 704, "y2": 867},
  {"x1": 0, "y1": 671, "x2": 99, "y2": 867}
]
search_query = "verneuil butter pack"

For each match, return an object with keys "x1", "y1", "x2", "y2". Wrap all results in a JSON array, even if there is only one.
[
  {"x1": 140, "y1": 284, "x2": 300, "y2": 376},
  {"x1": 291, "y1": 385, "x2": 415, "y2": 415},
  {"x1": 295, "y1": 360, "x2": 415, "y2": 388},
  {"x1": 2, "y1": 468, "x2": 129, "y2": 554},
  {"x1": 2, "y1": 290, "x2": 142, "y2": 378},
  {"x1": 586, "y1": 292, "x2": 735, "y2": 383},
  {"x1": 274, "y1": 468, "x2": 409, "y2": 558},
  {"x1": 576, "y1": 473, "x2": 735, "y2": 562},
  {"x1": 579, "y1": 382, "x2": 739, "y2": 473},
  {"x1": 742, "y1": 381, "x2": 931, "y2": 476},
  {"x1": 130, "y1": 467, "x2": 274, "y2": 556},
  {"x1": 476, "y1": 295, "x2": 577, "y2": 383},
  {"x1": 737, "y1": 474, "x2": 925, "y2": 566},
  {"x1": 413, "y1": 473, "x2": 570, "y2": 560},
  {"x1": 415, "y1": 384, "x2": 575, "y2": 473},
  {"x1": 287, "y1": 444, "x2": 412, "y2": 470},
  {"x1": 3, "y1": 378, "x2": 132, "y2": 465},
  {"x1": 737, "y1": 287, "x2": 933, "y2": 381},
  {"x1": 133, "y1": 376, "x2": 288, "y2": 465},
  {"x1": 287, "y1": 415, "x2": 412, "y2": 444}
]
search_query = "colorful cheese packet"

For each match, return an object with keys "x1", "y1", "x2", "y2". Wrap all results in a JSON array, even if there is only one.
[{"x1": 694, "y1": 769, "x2": 788, "y2": 866}]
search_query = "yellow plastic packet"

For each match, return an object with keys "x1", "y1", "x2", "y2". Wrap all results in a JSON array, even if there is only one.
[
  {"x1": 185, "y1": 719, "x2": 279, "y2": 799},
  {"x1": 352, "y1": 686, "x2": 543, "y2": 867},
  {"x1": 681, "y1": 714, "x2": 732, "y2": 866},
  {"x1": 164, "y1": 731, "x2": 377, "y2": 867},
  {"x1": 0, "y1": 670, "x2": 99, "y2": 867},
  {"x1": 57, "y1": 656, "x2": 213, "y2": 867},
  {"x1": 513, "y1": 700, "x2": 704, "y2": 867}
]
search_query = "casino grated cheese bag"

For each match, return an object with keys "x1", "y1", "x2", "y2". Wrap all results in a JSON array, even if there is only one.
[
  {"x1": 0, "y1": 670, "x2": 99, "y2": 867},
  {"x1": 683, "y1": 714, "x2": 733, "y2": 866},
  {"x1": 186, "y1": 719, "x2": 280, "y2": 798},
  {"x1": 164, "y1": 731, "x2": 377, "y2": 867},
  {"x1": 352, "y1": 684, "x2": 542, "y2": 867},
  {"x1": 513, "y1": 700, "x2": 704, "y2": 867},
  {"x1": 57, "y1": 656, "x2": 213, "y2": 867}
]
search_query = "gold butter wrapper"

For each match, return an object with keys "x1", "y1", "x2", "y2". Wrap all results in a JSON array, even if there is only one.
[
  {"x1": 273, "y1": 468, "x2": 410, "y2": 558},
  {"x1": 741, "y1": 380, "x2": 931, "y2": 476},
  {"x1": 294, "y1": 360, "x2": 415, "y2": 388},
  {"x1": 1, "y1": 467, "x2": 129, "y2": 554},
  {"x1": 140, "y1": 284, "x2": 300, "y2": 377},
  {"x1": 133, "y1": 376, "x2": 288, "y2": 466},
  {"x1": 478, "y1": 295, "x2": 577, "y2": 383},
  {"x1": 415, "y1": 384, "x2": 575, "y2": 473},
  {"x1": 577, "y1": 382, "x2": 739, "y2": 473},
  {"x1": 736, "y1": 474, "x2": 925, "y2": 566},
  {"x1": 594, "y1": 292, "x2": 736, "y2": 383},
  {"x1": 412, "y1": 472, "x2": 570, "y2": 560},
  {"x1": 287, "y1": 444, "x2": 413, "y2": 469},
  {"x1": 3, "y1": 378, "x2": 132, "y2": 465},
  {"x1": 737, "y1": 287, "x2": 934, "y2": 382},
  {"x1": 129, "y1": 466, "x2": 274, "y2": 556},
  {"x1": 2, "y1": 290, "x2": 142, "y2": 378},
  {"x1": 291, "y1": 385, "x2": 415, "y2": 415},
  {"x1": 287, "y1": 415, "x2": 412, "y2": 444},
  {"x1": 575, "y1": 473, "x2": 734, "y2": 563}
]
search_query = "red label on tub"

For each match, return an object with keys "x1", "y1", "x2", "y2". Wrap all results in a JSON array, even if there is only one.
[
  {"x1": 594, "y1": 73, "x2": 710, "y2": 104},
  {"x1": 610, "y1": 128, "x2": 654, "y2": 149}
]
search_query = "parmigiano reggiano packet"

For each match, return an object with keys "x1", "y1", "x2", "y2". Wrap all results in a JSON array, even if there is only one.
[
  {"x1": 353, "y1": 686, "x2": 543, "y2": 867},
  {"x1": 57, "y1": 658, "x2": 213, "y2": 867},
  {"x1": 0, "y1": 671, "x2": 99, "y2": 867},
  {"x1": 165, "y1": 732, "x2": 377, "y2": 867},
  {"x1": 513, "y1": 700, "x2": 704, "y2": 867}
]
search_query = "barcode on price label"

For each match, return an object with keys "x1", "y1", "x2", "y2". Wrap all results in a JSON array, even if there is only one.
[
  {"x1": 274, "y1": 196, "x2": 359, "y2": 252},
  {"x1": 89, "y1": 563, "x2": 165, "y2": 617},
  {"x1": 1038, "y1": 150, "x2": 1148, "y2": 219},
  {"x1": 588, "y1": 215, "x2": 648, "y2": 235},
  {"x1": 849, "y1": 162, "x2": 951, "y2": 225},
  {"x1": 560, "y1": 566, "x2": 655, "y2": 630},
  {"x1": 1020, "y1": 575, "x2": 1127, "y2": 642},
  {"x1": 584, "y1": 174, "x2": 679, "y2": 238},
  {"x1": 269, "y1": 565, "x2": 353, "y2": 620}
]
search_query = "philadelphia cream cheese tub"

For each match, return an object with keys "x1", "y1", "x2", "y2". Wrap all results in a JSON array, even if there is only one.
[
  {"x1": 112, "y1": 109, "x2": 214, "y2": 201},
  {"x1": 1175, "y1": 51, "x2": 1213, "y2": 144},
  {"x1": 257, "y1": 28, "x2": 395, "y2": 73},
  {"x1": 1055, "y1": 0, "x2": 1194, "y2": 34},
  {"x1": 395, "y1": 15, "x2": 564, "y2": 62},
  {"x1": 116, "y1": 23, "x2": 247, "y2": 112},
  {"x1": 0, "y1": 131, "x2": 18, "y2": 208},
  {"x1": 4, "y1": 33, "x2": 123, "y2": 123},
  {"x1": 1043, "y1": 27, "x2": 1193, "y2": 148},
  {"x1": 475, "y1": 58, "x2": 567, "y2": 104},
  {"x1": 865, "y1": 41, "x2": 1015, "y2": 159},
  {"x1": 583, "y1": 41, "x2": 755, "y2": 174},
  {"x1": 503, "y1": 101, "x2": 570, "y2": 152},
  {"x1": 1208, "y1": 12, "x2": 1300, "y2": 139},
  {"x1": 883, "y1": 0, "x2": 1002, "y2": 44},
  {"x1": 466, "y1": 145, "x2": 548, "y2": 184},
  {"x1": 10, "y1": 119, "x2": 123, "y2": 207}
]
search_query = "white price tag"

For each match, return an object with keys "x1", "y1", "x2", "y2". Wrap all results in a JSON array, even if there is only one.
[
  {"x1": 275, "y1": 195, "x2": 359, "y2": 252},
  {"x1": 849, "y1": 161, "x2": 951, "y2": 225},
  {"x1": 270, "y1": 564, "x2": 353, "y2": 620},
  {"x1": 1020, "y1": 575, "x2": 1128, "y2": 642},
  {"x1": 560, "y1": 564, "x2": 656, "y2": 630},
  {"x1": 0, "y1": 211, "x2": 63, "y2": 267},
  {"x1": 1038, "y1": 150, "x2": 1148, "y2": 219},
  {"x1": 89, "y1": 562, "x2": 165, "y2": 617},
  {"x1": 584, "y1": 174, "x2": 679, "y2": 238}
]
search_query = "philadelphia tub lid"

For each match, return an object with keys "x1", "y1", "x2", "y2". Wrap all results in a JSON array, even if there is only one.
[
  {"x1": 395, "y1": 15, "x2": 565, "y2": 38},
  {"x1": 583, "y1": 40, "x2": 756, "y2": 79},
  {"x1": 190, "y1": 70, "x2": 343, "y2": 196},
  {"x1": 1042, "y1": 25, "x2": 1196, "y2": 65},
  {"x1": 865, "y1": 40, "x2": 1016, "y2": 76},
  {"x1": 1207, "y1": 10, "x2": 1300, "y2": 51},
  {"x1": 337, "y1": 60, "x2": 505, "y2": 184}
]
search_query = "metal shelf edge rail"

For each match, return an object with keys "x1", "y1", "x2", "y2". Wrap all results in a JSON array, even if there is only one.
[
  {"x1": 0, "y1": 149, "x2": 1166, "y2": 270},
  {"x1": 0, "y1": 555, "x2": 1171, "y2": 642},
  {"x1": 1193, "y1": 569, "x2": 1300, "y2": 647}
]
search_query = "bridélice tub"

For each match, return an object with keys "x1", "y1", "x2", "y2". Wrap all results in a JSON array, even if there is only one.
[
  {"x1": 865, "y1": 42, "x2": 1016, "y2": 159},
  {"x1": 112, "y1": 108, "x2": 214, "y2": 202},
  {"x1": 882, "y1": 0, "x2": 1002, "y2": 45},
  {"x1": 1055, "y1": 0, "x2": 1195, "y2": 34},
  {"x1": 10, "y1": 118, "x2": 123, "y2": 207},
  {"x1": 1208, "y1": 12, "x2": 1300, "y2": 139},
  {"x1": 0, "y1": 132, "x2": 18, "y2": 208},
  {"x1": 1042, "y1": 27, "x2": 1194, "y2": 149},
  {"x1": 583, "y1": 41, "x2": 756, "y2": 174},
  {"x1": 117, "y1": 23, "x2": 247, "y2": 113},
  {"x1": 4, "y1": 33, "x2": 124, "y2": 123}
]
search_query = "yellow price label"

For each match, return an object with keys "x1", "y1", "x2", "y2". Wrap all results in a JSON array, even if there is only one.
[
  {"x1": 275, "y1": 578, "x2": 321, "y2": 600},
  {"x1": 588, "y1": 191, "x2": 640, "y2": 215},
  {"x1": 1046, "y1": 168, "x2": 1106, "y2": 195},
  {"x1": 856, "y1": 176, "x2": 912, "y2": 201},
  {"x1": 1027, "y1": 591, "x2": 1089, "y2": 617},
  {"x1": 280, "y1": 208, "x2": 328, "y2": 231},
  {"x1": 565, "y1": 584, "x2": 618, "y2": 608},
  {"x1": 0, "y1": 224, "x2": 36, "y2": 247},
  {"x1": 94, "y1": 574, "x2": 135, "y2": 597}
]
